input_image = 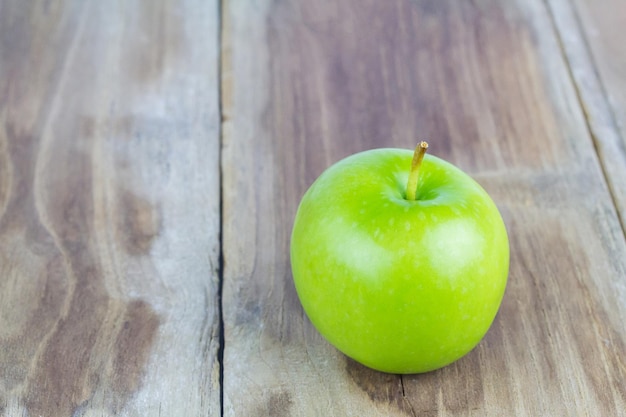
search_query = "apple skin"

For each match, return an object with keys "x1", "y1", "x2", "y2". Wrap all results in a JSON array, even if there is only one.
[{"x1": 290, "y1": 148, "x2": 509, "y2": 374}]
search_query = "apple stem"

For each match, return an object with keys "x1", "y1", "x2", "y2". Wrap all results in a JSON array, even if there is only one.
[{"x1": 406, "y1": 141, "x2": 429, "y2": 201}]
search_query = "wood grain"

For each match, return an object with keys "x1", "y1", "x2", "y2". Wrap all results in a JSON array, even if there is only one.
[
  {"x1": 546, "y1": 0, "x2": 626, "y2": 233},
  {"x1": 2, "y1": 0, "x2": 626, "y2": 415},
  {"x1": 222, "y1": 0, "x2": 626, "y2": 416},
  {"x1": 0, "y1": 1, "x2": 221, "y2": 416}
]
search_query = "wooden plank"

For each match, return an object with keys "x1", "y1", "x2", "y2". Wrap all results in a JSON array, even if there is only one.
[
  {"x1": 221, "y1": 0, "x2": 626, "y2": 416},
  {"x1": 546, "y1": 0, "x2": 626, "y2": 233},
  {"x1": 0, "y1": 1, "x2": 221, "y2": 416}
]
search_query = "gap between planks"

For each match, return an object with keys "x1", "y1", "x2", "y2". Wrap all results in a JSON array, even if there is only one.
[
  {"x1": 542, "y1": 0, "x2": 626, "y2": 240},
  {"x1": 217, "y1": 0, "x2": 227, "y2": 416}
]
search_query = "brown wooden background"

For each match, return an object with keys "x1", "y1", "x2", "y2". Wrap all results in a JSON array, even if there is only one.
[{"x1": 1, "y1": 1, "x2": 625, "y2": 416}]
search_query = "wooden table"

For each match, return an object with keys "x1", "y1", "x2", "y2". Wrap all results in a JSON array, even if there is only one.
[{"x1": 1, "y1": 1, "x2": 625, "y2": 416}]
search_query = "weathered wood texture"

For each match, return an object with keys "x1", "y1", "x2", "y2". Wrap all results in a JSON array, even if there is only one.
[
  {"x1": 222, "y1": 0, "x2": 626, "y2": 416},
  {"x1": 2, "y1": 0, "x2": 626, "y2": 416},
  {"x1": 0, "y1": 1, "x2": 221, "y2": 416},
  {"x1": 546, "y1": 0, "x2": 626, "y2": 233}
]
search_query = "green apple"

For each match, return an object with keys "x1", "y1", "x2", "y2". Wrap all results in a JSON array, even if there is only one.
[{"x1": 290, "y1": 143, "x2": 509, "y2": 374}]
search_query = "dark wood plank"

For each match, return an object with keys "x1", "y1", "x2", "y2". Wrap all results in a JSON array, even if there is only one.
[
  {"x1": 0, "y1": 1, "x2": 221, "y2": 415},
  {"x1": 222, "y1": 0, "x2": 626, "y2": 415}
]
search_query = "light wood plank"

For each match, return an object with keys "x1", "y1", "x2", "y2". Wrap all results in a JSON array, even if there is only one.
[
  {"x1": 0, "y1": 1, "x2": 221, "y2": 416},
  {"x1": 222, "y1": 0, "x2": 626, "y2": 416},
  {"x1": 546, "y1": 0, "x2": 626, "y2": 233}
]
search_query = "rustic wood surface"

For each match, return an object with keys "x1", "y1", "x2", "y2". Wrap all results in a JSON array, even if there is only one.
[
  {"x1": 0, "y1": 1, "x2": 221, "y2": 416},
  {"x1": 2, "y1": 0, "x2": 626, "y2": 416},
  {"x1": 547, "y1": 0, "x2": 626, "y2": 232}
]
